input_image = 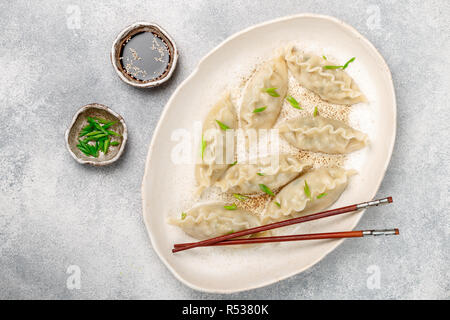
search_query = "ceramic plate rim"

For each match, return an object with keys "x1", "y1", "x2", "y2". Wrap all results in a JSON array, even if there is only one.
[{"x1": 141, "y1": 13, "x2": 397, "y2": 293}]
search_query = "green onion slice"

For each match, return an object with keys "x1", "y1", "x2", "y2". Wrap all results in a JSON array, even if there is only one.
[
  {"x1": 215, "y1": 120, "x2": 230, "y2": 131},
  {"x1": 259, "y1": 184, "x2": 274, "y2": 196},
  {"x1": 286, "y1": 96, "x2": 302, "y2": 109},
  {"x1": 323, "y1": 65, "x2": 343, "y2": 69},
  {"x1": 324, "y1": 57, "x2": 356, "y2": 70},
  {"x1": 233, "y1": 193, "x2": 248, "y2": 201},
  {"x1": 107, "y1": 130, "x2": 120, "y2": 137},
  {"x1": 104, "y1": 138, "x2": 110, "y2": 154},
  {"x1": 94, "y1": 117, "x2": 110, "y2": 124},
  {"x1": 314, "y1": 106, "x2": 319, "y2": 117},
  {"x1": 263, "y1": 87, "x2": 280, "y2": 97},
  {"x1": 102, "y1": 121, "x2": 118, "y2": 130},
  {"x1": 253, "y1": 106, "x2": 267, "y2": 113},
  {"x1": 201, "y1": 135, "x2": 206, "y2": 160},
  {"x1": 224, "y1": 204, "x2": 237, "y2": 210},
  {"x1": 317, "y1": 192, "x2": 327, "y2": 199},
  {"x1": 304, "y1": 180, "x2": 312, "y2": 200},
  {"x1": 342, "y1": 57, "x2": 356, "y2": 69}
]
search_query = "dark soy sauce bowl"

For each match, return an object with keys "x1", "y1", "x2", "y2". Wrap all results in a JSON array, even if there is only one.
[{"x1": 111, "y1": 22, "x2": 179, "y2": 88}]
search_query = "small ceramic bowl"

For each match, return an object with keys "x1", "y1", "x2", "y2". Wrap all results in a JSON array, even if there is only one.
[
  {"x1": 65, "y1": 103, "x2": 128, "y2": 166},
  {"x1": 111, "y1": 22, "x2": 178, "y2": 88}
]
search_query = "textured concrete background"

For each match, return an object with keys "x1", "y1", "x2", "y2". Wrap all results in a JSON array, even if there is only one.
[{"x1": 1, "y1": 0, "x2": 449, "y2": 299}]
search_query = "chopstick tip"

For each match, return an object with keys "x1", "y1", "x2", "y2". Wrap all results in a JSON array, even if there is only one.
[
  {"x1": 395, "y1": 228, "x2": 399, "y2": 235},
  {"x1": 387, "y1": 196, "x2": 393, "y2": 203}
]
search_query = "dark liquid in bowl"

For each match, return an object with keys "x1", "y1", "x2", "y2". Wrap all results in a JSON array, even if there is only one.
[{"x1": 120, "y1": 31, "x2": 171, "y2": 82}]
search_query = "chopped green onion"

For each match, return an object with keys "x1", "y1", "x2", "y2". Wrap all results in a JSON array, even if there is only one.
[
  {"x1": 77, "y1": 147, "x2": 91, "y2": 157},
  {"x1": 77, "y1": 139, "x2": 97, "y2": 157},
  {"x1": 226, "y1": 230, "x2": 235, "y2": 235},
  {"x1": 78, "y1": 139, "x2": 89, "y2": 149},
  {"x1": 93, "y1": 143, "x2": 99, "y2": 157},
  {"x1": 322, "y1": 55, "x2": 327, "y2": 60},
  {"x1": 314, "y1": 106, "x2": 319, "y2": 117},
  {"x1": 323, "y1": 65, "x2": 343, "y2": 69},
  {"x1": 102, "y1": 121, "x2": 118, "y2": 130},
  {"x1": 324, "y1": 57, "x2": 356, "y2": 70},
  {"x1": 77, "y1": 117, "x2": 122, "y2": 157},
  {"x1": 201, "y1": 135, "x2": 206, "y2": 160},
  {"x1": 263, "y1": 87, "x2": 280, "y2": 97},
  {"x1": 78, "y1": 131, "x2": 90, "y2": 138},
  {"x1": 79, "y1": 123, "x2": 95, "y2": 137},
  {"x1": 104, "y1": 138, "x2": 110, "y2": 154},
  {"x1": 78, "y1": 149, "x2": 91, "y2": 157},
  {"x1": 224, "y1": 204, "x2": 237, "y2": 210},
  {"x1": 76, "y1": 142, "x2": 91, "y2": 156},
  {"x1": 80, "y1": 123, "x2": 94, "y2": 132},
  {"x1": 274, "y1": 201, "x2": 281, "y2": 208},
  {"x1": 304, "y1": 180, "x2": 312, "y2": 200},
  {"x1": 215, "y1": 120, "x2": 230, "y2": 131},
  {"x1": 107, "y1": 130, "x2": 121, "y2": 137},
  {"x1": 82, "y1": 142, "x2": 98, "y2": 158},
  {"x1": 76, "y1": 143, "x2": 88, "y2": 152},
  {"x1": 85, "y1": 130, "x2": 103, "y2": 137},
  {"x1": 257, "y1": 172, "x2": 265, "y2": 176},
  {"x1": 253, "y1": 106, "x2": 267, "y2": 113},
  {"x1": 233, "y1": 193, "x2": 248, "y2": 201},
  {"x1": 181, "y1": 212, "x2": 187, "y2": 220},
  {"x1": 83, "y1": 133, "x2": 109, "y2": 141},
  {"x1": 230, "y1": 160, "x2": 237, "y2": 166},
  {"x1": 317, "y1": 192, "x2": 327, "y2": 199},
  {"x1": 286, "y1": 96, "x2": 302, "y2": 109},
  {"x1": 94, "y1": 117, "x2": 110, "y2": 124},
  {"x1": 88, "y1": 117, "x2": 109, "y2": 135},
  {"x1": 342, "y1": 57, "x2": 356, "y2": 70},
  {"x1": 259, "y1": 184, "x2": 274, "y2": 196}
]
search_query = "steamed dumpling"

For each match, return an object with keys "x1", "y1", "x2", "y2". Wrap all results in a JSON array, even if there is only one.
[
  {"x1": 215, "y1": 154, "x2": 312, "y2": 194},
  {"x1": 168, "y1": 202, "x2": 260, "y2": 240},
  {"x1": 195, "y1": 92, "x2": 237, "y2": 194},
  {"x1": 240, "y1": 55, "x2": 288, "y2": 129},
  {"x1": 277, "y1": 116, "x2": 369, "y2": 154},
  {"x1": 262, "y1": 167, "x2": 356, "y2": 224},
  {"x1": 285, "y1": 46, "x2": 366, "y2": 105}
]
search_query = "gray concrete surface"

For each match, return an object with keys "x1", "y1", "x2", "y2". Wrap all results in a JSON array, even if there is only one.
[{"x1": 1, "y1": 0, "x2": 449, "y2": 299}]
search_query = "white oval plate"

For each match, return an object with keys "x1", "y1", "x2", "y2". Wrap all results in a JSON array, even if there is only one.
[{"x1": 142, "y1": 14, "x2": 396, "y2": 293}]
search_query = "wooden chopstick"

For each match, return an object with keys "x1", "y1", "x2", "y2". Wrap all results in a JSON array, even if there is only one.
[
  {"x1": 174, "y1": 229, "x2": 399, "y2": 248},
  {"x1": 172, "y1": 196, "x2": 393, "y2": 253}
]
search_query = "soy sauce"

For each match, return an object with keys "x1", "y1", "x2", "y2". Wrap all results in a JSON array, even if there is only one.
[{"x1": 120, "y1": 31, "x2": 171, "y2": 82}]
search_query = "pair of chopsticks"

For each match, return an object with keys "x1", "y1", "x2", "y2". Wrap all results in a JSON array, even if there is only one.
[{"x1": 172, "y1": 197, "x2": 398, "y2": 253}]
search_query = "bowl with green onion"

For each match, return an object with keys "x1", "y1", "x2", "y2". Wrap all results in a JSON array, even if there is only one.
[{"x1": 65, "y1": 103, "x2": 127, "y2": 166}]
